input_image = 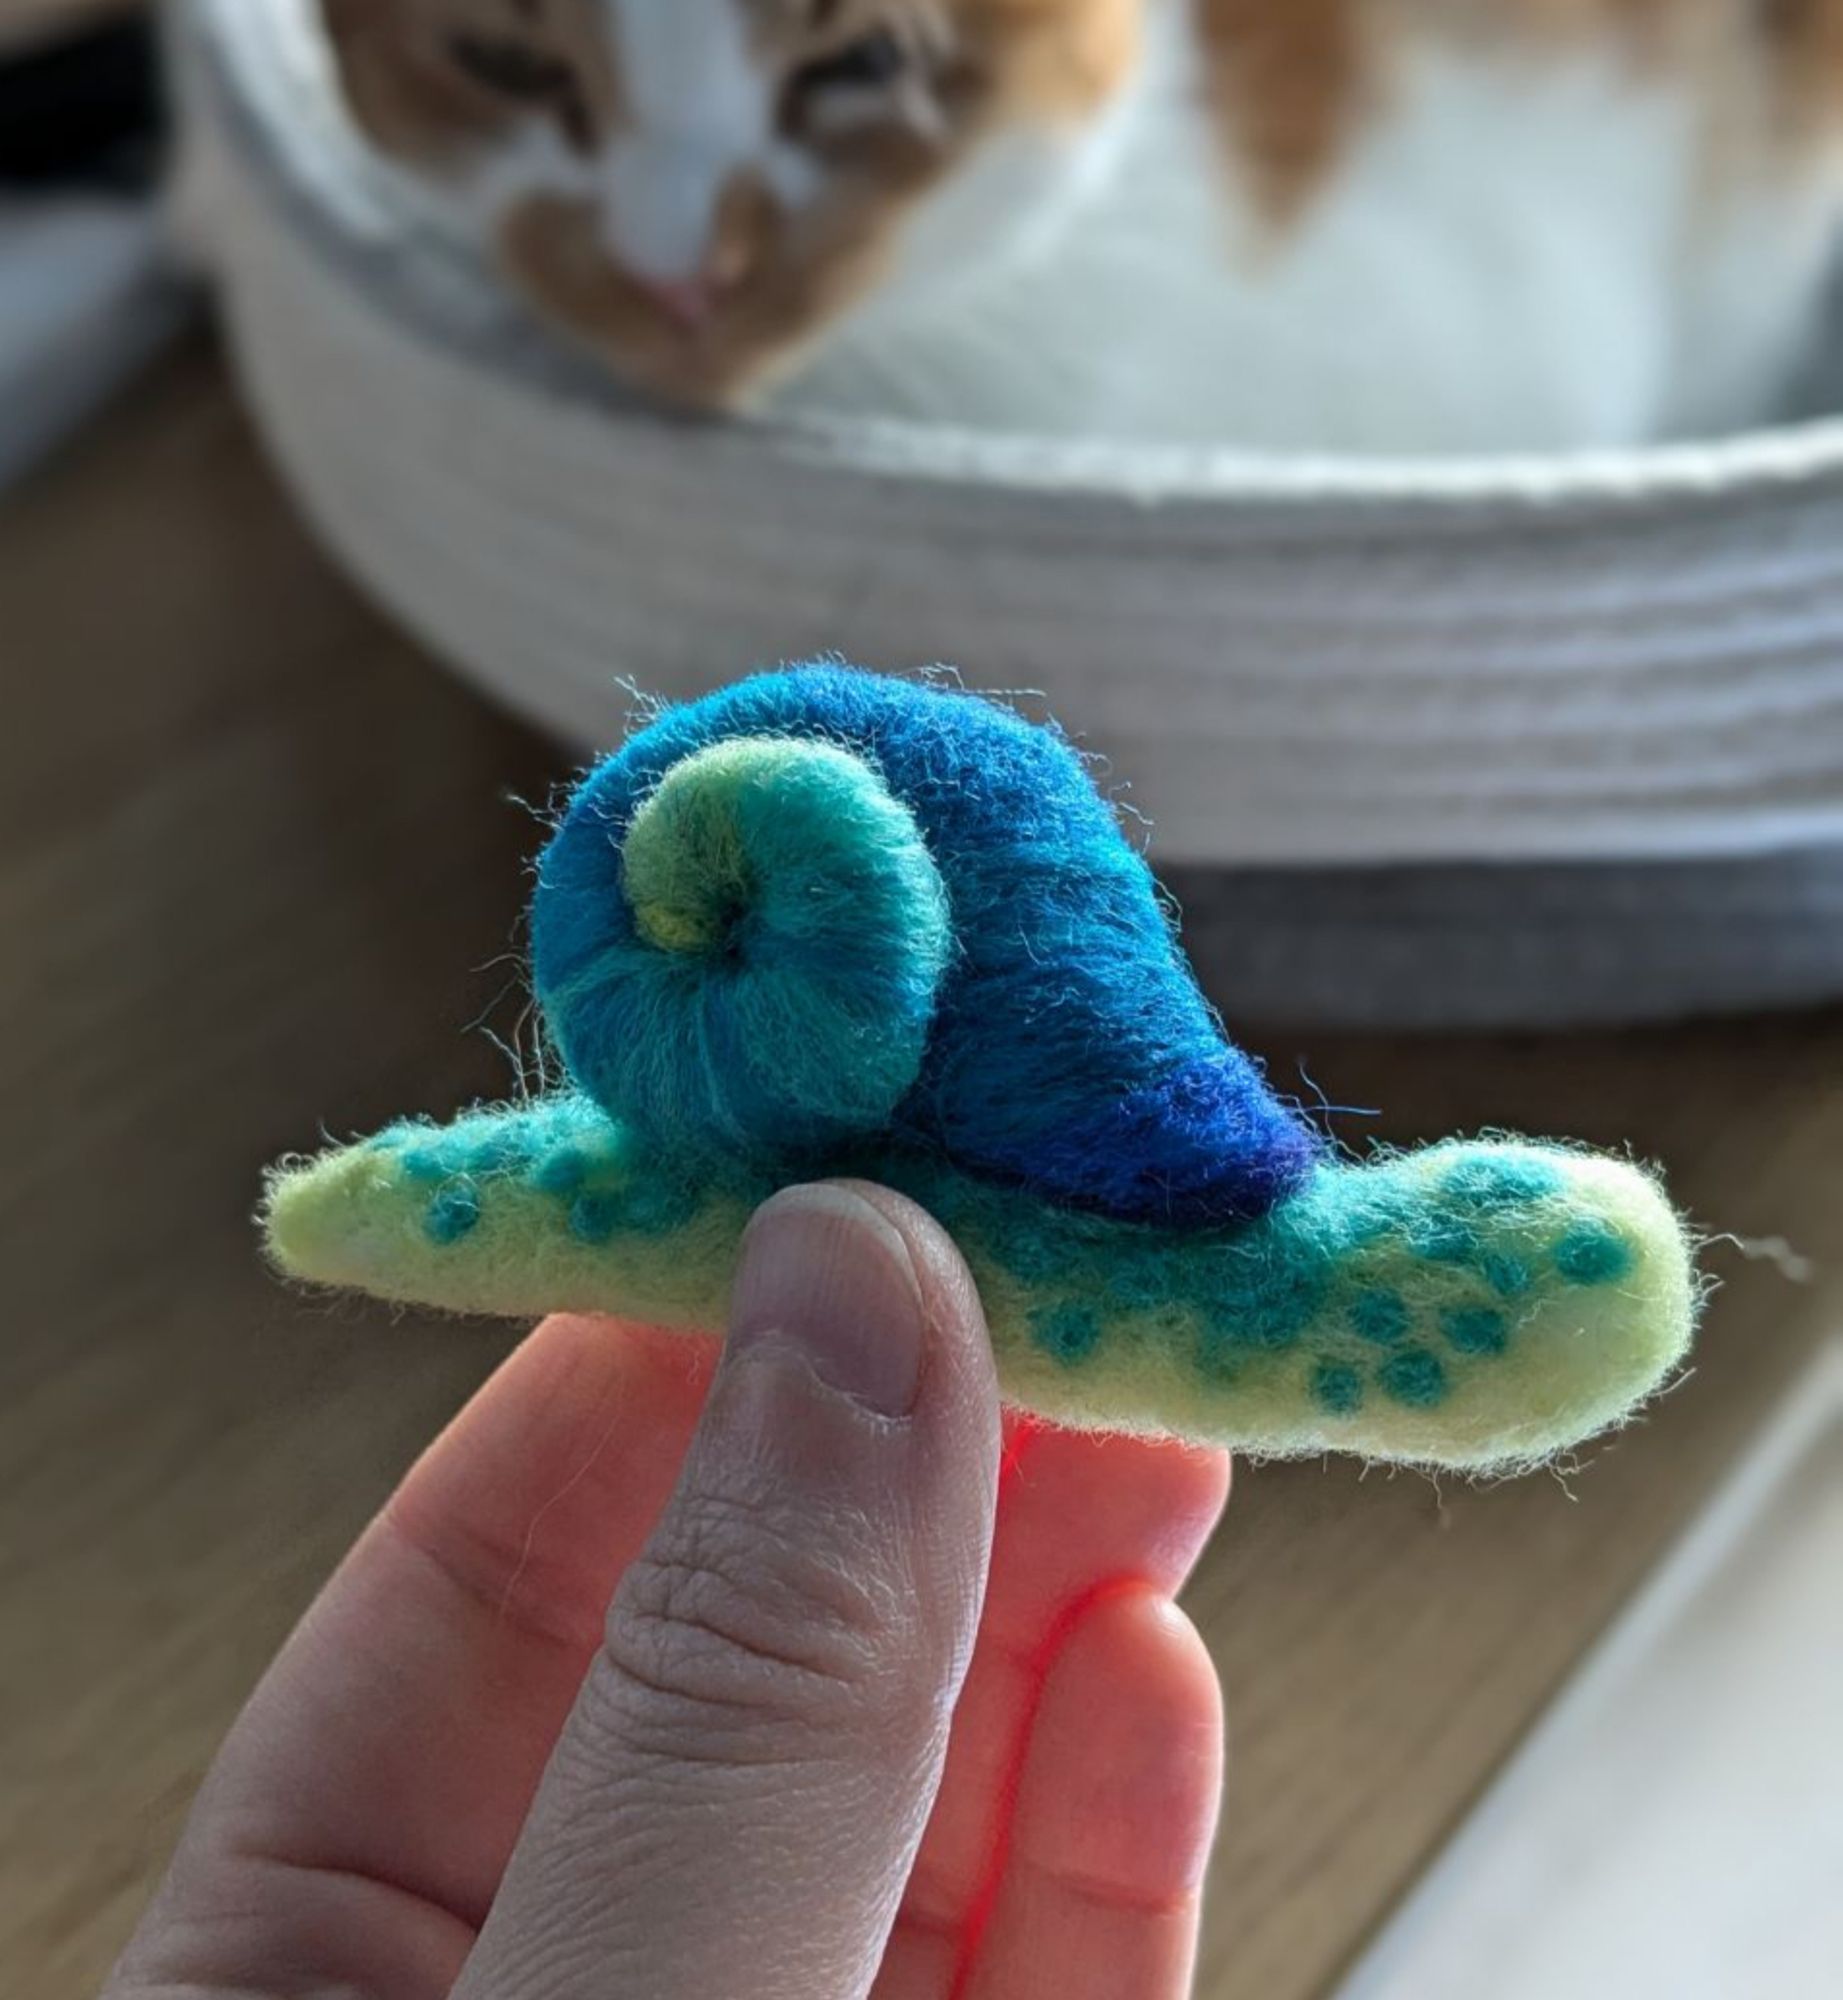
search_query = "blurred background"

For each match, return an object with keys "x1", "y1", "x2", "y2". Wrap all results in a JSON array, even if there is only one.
[{"x1": 2, "y1": 4, "x2": 1839, "y2": 1997}]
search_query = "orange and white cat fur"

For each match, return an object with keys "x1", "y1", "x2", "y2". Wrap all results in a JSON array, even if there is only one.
[{"x1": 321, "y1": 1, "x2": 1843, "y2": 452}]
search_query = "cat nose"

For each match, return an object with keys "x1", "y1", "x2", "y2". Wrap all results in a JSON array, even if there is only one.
[
  {"x1": 636, "y1": 274, "x2": 721, "y2": 330},
  {"x1": 623, "y1": 183, "x2": 766, "y2": 334}
]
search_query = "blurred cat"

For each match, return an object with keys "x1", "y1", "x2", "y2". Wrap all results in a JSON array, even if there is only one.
[{"x1": 320, "y1": 1, "x2": 1843, "y2": 451}]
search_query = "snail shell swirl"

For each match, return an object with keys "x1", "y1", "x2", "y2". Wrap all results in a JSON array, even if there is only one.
[{"x1": 535, "y1": 735, "x2": 953, "y2": 1162}]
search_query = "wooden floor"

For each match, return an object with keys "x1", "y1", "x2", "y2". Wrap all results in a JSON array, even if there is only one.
[{"x1": 3, "y1": 344, "x2": 1837, "y2": 2000}]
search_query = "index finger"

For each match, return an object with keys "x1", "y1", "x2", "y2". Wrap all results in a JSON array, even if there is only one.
[{"x1": 177, "y1": 1314, "x2": 716, "y2": 1929}]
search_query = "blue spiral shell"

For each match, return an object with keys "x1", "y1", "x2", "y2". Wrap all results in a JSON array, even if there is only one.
[{"x1": 531, "y1": 665, "x2": 1321, "y2": 1226}]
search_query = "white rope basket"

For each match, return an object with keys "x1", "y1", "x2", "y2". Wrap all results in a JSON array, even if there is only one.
[{"x1": 173, "y1": 0, "x2": 1843, "y2": 1024}]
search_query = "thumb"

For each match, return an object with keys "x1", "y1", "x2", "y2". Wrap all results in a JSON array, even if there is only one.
[{"x1": 451, "y1": 1182, "x2": 1003, "y2": 2000}]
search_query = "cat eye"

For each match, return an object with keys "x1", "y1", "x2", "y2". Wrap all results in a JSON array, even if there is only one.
[
  {"x1": 447, "y1": 33, "x2": 573, "y2": 102},
  {"x1": 446, "y1": 32, "x2": 592, "y2": 150},
  {"x1": 790, "y1": 27, "x2": 908, "y2": 100}
]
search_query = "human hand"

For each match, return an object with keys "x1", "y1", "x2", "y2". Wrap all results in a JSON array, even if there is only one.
[{"x1": 107, "y1": 1183, "x2": 1229, "y2": 1999}]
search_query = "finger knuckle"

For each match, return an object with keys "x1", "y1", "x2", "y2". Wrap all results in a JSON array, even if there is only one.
[{"x1": 587, "y1": 1487, "x2": 935, "y2": 1762}]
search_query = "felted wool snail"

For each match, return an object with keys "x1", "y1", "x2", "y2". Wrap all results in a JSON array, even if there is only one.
[{"x1": 265, "y1": 666, "x2": 1700, "y2": 1469}]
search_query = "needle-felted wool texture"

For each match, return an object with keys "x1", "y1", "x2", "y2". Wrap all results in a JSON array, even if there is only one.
[
  {"x1": 265, "y1": 665, "x2": 1700, "y2": 1470},
  {"x1": 533, "y1": 668, "x2": 1318, "y2": 1223}
]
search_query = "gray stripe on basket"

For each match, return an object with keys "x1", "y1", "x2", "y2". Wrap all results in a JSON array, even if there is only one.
[{"x1": 1170, "y1": 853, "x2": 1843, "y2": 1027}]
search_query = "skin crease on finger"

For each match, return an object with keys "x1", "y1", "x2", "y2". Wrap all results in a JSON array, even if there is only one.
[{"x1": 101, "y1": 1186, "x2": 1228, "y2": 2000}]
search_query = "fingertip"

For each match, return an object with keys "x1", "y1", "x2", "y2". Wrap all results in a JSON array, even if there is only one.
[
  {"x1": 1021, "y1": 1588, "x2": 1225, "y2": 1906},
  {"x1": 989, "y1": 1426, "x2": 1232, "y2": 1628}
]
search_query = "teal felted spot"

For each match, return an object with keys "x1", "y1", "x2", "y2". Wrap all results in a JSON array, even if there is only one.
[
  {"x1": 1481, "y1": 1250, "x2": 1533, "y2": 1298},
  {"x1": 1555, "y1": 1222, "x2": 1634, "y2": 1286},
  {"x1": 531, "y1": 1147, "x2": 590, "y2": 1198},
  {"x1": 1378, "y1": 1346, "x2": 1448, "y2": 1407},
  {"x1": 397, "y1": 1144, "x2": 449, "y2": 1184},
  {"x1": 1349, "y1": 1288, "x2": 1411, "y2": 1345},
  {"x1": 462, "y1": 1131, "x2": 529, "y2": 1177},
  {"x1": 1205, "y1": 1263, "x2": 1323, "y2": 1354},
  {"x1": 1441, "y1": 1153, "x2": 1564, "y2": 1209},
  {"x1": 1443, "y1": 1305, "x2": 1509, "y2": 1356},
  {"x1": 619, "y1": 1179, "x2": 699, "y2": 1236},
  {"x1": 993, "y1": 1228, "x2": 1069, "y2": 1286},
  {"x1": 569, "y1": 1191, "x2": 624, "y2": 1245},
  {"x1": 1313, "y1": 1362, "x2": 1364, "y2": 1415},
  {"x1": 425, "y1": 1182, "x2": 481, "y2": 1245},
  {"x1": 1032, "y1": 1302, "x2": 1103, "y2": 1365}
]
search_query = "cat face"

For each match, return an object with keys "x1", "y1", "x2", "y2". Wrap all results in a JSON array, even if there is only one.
[{"x1": 324, "y1": 0, "x2": 1139, "y2": 404}]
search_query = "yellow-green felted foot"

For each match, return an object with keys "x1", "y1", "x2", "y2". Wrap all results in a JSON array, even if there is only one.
[
  {"x1": 264, "y1": 1101, "x2": 1697, "y2": 1471},
  {"x1": 955, "y1": 1140, "x2": 1698, "y2": 1471},
  {"x1": 265, "y1": 1100, "x2": 750, "y2": 1331}
]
